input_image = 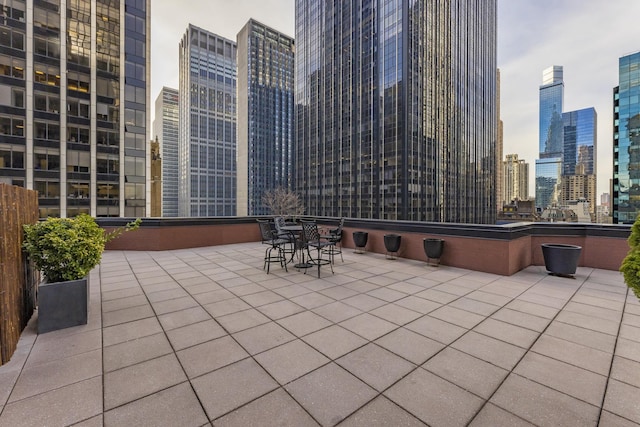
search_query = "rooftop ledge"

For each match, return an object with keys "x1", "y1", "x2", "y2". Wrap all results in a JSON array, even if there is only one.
[{"x1": 98, "y1": 217, "x2": 631, "y2": 277}]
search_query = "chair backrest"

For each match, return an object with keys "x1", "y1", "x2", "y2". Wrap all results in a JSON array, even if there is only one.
[
  {"x1": 257, "y1": 220, "x2": 274, "y2": 242},
  {"x1": 335, "y1": 218, "x2": 345, "y2": 235},
  {"x1": 274, "y1": 217, "x2": 286, "y2": 233},
  {"x1": 301, "y1": 220, "x2": 319, "y2": 243}
]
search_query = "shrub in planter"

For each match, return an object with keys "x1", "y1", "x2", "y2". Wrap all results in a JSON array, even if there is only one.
[
  {"x1": 621, "y1": 215, "x2": 640, "y2": 299},
  {"x1": 23, "y1": 214, "x2": 140, "y2": 283},
  {"x1": 23, "y1": 214, "x2": 140, "y2": 333}
]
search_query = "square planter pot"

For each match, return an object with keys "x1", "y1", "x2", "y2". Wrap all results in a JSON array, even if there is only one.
[{"x1": 37, "y1": 276, "x2": 89, "y2": 334}]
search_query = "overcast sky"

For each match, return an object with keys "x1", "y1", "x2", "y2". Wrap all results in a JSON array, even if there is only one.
[{"x1": 151, "y1": 0, "x2": 640, "y2": 198}]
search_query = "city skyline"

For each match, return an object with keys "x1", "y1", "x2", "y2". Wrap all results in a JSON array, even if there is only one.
[{"x1": 152, "y1": 0, "x2": 640, "y2": 201}]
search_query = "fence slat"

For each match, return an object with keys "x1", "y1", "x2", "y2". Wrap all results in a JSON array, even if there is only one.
[{"x1": 0, "y1": 183, "x2": 39, "y2": 365}]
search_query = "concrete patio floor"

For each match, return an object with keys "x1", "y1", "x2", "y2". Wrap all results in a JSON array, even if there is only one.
[{"x1": 1, "y1": 242, "x2": 640, "y2": 426}]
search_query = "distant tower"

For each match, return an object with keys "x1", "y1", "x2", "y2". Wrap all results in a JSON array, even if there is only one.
[
  {"x1": 503, "y1": 154, "x2": 529, "y2": 204},
  {"x1": 150, "y1": 137, "x2": 162, "y2": 217},
  {"x1": 236, "y1": 20, "x2": 295, "y2": 216},
  {"x1": 535, "y1": 66, "x2": 564, "y2": 210},
  {"x1": 496, "y1": 69, "x2": 504, "y2": 213},
  {"x1": 560, "y1": 108, "x2": 597, "y2": 213},
  {"x1": 613, "y1": 51, "x2": 640, "y2": 223},
  {"x1": 153, "y1": 87, "x2": 179, "y2": 217},
  {"x1": 179, "y1": 25, "x2": 237, "y2": 217}
]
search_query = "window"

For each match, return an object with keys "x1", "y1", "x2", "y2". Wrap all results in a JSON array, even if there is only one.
[
  {"x1": 97, "y1": 182, "x2": 118, "y2": 199},
  {"x1": 34, "y1": 6, "x2": 60, "y2": 31},
  {"x1": 0, "y1": 27, "x2": 25, "y2": 50},
  {"x1": 124, "y1": 156, "x2": 144, "y2": 176},
  {"x1": 34, "y1": 63, "x2": 60, "y2": 86},
  {"x1": 0, "y1": 84, "x2": 23, "y2": 107},
  {"x1": 97, "y1": 154, "x2": 118, "y2": 174},
  {"x1": 67, "y1": 126, "x2": 89, "y2": 143},
  {"x1": 67, "y1": 181, "x2": 90, "y2": 198},
  {"x1": 0, "y1": 55, "x2": 25, "y2": 79},
  {"x1": 34, "y1": 121, "x2": 60, "y2": 140},
  {"x1": 124, "y1": 132, "x2": 145, "y2": 150},
  {"x1": 34, "y1": 36, "x2": 60, "y2": 58},
  {"x1": 67, "y1": 150, "x2": 90, "y2": 173},
  {"x1": 124, "y1": 85, "x2": 145, "y2": 103},
  {"x1": 97, "y1": 77, "x2": 118, "y2": 98},
  {"x1": 1, "y1": 0, "x2": 26, "y2": 22},
  {"x1": 0, "y1": 116, "x2": 24, "y2": 136},
  {"x1": 35, "y1": 180, "x2": 61, "y2": 198},
  {"x1": 0, "y1": 144, "x2": 24, "y2": 168},
  {"x1": 68, "y1": 98, "x2": 90, "y2": 118},
  {"x1": 97, "y1": 130, "x2": 119, "y2": 146},
  {"x1": 34, "y1": 149, "x2": 60, "y2": 171},
  {"x1": 67, "y1": 71, "x2": 90, "y2": 93},
  {"x1": 34, "y1": 92, "x2": 60, "y2": 113}
]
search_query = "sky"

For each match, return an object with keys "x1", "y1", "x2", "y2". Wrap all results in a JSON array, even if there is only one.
[{"x1": 151, "y1": 0, "x2": 640, "y2": 199}]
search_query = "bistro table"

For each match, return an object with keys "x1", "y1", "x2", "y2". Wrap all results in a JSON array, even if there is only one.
[{"x1": 280, "y1": 224, "x2": 313, "y2": 269}]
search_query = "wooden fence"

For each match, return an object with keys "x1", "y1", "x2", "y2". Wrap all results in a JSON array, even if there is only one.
[{"x1": 0, "y1": 183, "x2": 39, "y2": 365}]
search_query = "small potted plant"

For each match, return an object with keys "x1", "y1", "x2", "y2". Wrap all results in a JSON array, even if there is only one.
[
  {"x1": 621, "y1": 214, "x2": 640, "y2": 299},
  {"x1": 23, "y1": 214, "x2": 140, "y2": 333}
]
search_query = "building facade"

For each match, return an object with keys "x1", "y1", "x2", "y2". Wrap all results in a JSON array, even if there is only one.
[
  {"x1": 236, "y1": 19, "x2": 294, "y2": 216},
  {"x1": 502, "y1": 154, "x2": 529, "y2": 204},
  {"x1": 560, "y1": 107, "x2": 597, "y2": 213},
  {"x1": 535, "y1": 65, "x2": 564, "y2": 210},
  {"x1": 294, "y1": 0, "x2": 497, "y2": 223},
  {"x1": 613, "y1": 51, "x2": 640, "y2": 224},
  {"x1": 0, "y1": 0, "x2": 150, "y2": 218},
  {"x1": 179, "y1": 25, "x2": 236, "y2": 217},
  {"x1": 150, "y1": 137, "x2": 161, "y2": 216},
  {"x1": 153, "y1": 86, "x2": 179, "y2": 217}
]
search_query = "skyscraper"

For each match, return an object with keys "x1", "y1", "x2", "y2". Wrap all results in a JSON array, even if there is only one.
[
  {"x1": 294, "y1": 1, "x2": 497, "y2": 223},
  {"x1": 536, "y1": 66, "x2": 564, "y2": 210},
  {"x1": 179, "y1": 25, "x2": 237, "y2": 217},
  {"x1": 502, "y1": 154, "x2": 529, "y2": 204},
  {"x1": 560, "y1": 107, "x2": 596, "y2": 213},
  {"x1": 236, "y1": 19, "x2": 294, "y2": 216},
  {"x1": 0, "y1": 0, "x2": 150, "y2": 218},
  {"x1": 153, "y1": 87, "x2": 179, "y2": 217},
  {"x1": 613, "y1": 51, "x2": 640, "y2": 224}
]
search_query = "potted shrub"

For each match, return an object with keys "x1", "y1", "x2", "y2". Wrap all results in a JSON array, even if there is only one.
[
  {"x1": 23, "y1": 214, "x2": 140, "y2": 333},
  {"x1": 621, "y1": 215, "x2": 640, "y2": 299},
  {"x1": 423, "y1": 238, "x2": 445, "y2": 266}
]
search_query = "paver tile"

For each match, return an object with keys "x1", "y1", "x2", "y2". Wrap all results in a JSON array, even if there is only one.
[
  {"x1": 216, "y1": 308, "x2": 271, "y2": 333},
  {"x1": 490, "y1": 374, "x2": 600, "y2": 426},
  {"x1": 393, "y1": 296, "x2": 441, "y2": 314},
  {"x1": 339, "y1": 313, "x2": 397, "y2": 341},
  {"x1": 544, "y1": 321, "x2": 616, "y2": 353},
  {"x1": 157, "y1": 306, "x2": 211, "y2": 330},
  {"x1": 369, "y1": 303, "x2": 423, "y2": 325},
  {"x1": 104, "y1": 382, "x2": 207, "y2": 427},
  {"x1": 313, "y1": 301, "x2": 363, "y2": 323},
  {"x1": 532, "y1": 334, "x2": 612, "y2": 375},
  {"x1": 103, "y1": 332, "x2": 173, "y2": 372},
  {"x1": 405, "y1": 315, "x2": 467, "y2": 344},
  {"x1": 255, "y1": 339, "x2": 329, "y2": 385},
  {"x1": 610, "y1": 355, "x2": 640, "y2": 388},
  {"x1": 338, "y1": 396, "x2": 426, "y2": 427},
  {"x1": 286, "y1": 363, "x2": 377, "y2": 427},
  {"x1": 176, "y1": 335, "x2": 249, "y2": 378},
  {"x1": 258, "y1": 300, "x2": 306, "y2": 320},
  {"x1": 385, "y1": 368, "x2": 484, "y2": 426},
  {"x1": 375, "y1": 327, "x2": 444, "y2": 365},
  {"x1": 469, "y1": 403, "x2": 535, "y2": 427},
  {"x1": 424, "y1": 347, "x2": 508, "y2": 399},
  {"x1": 232, "y1": 322, "x2": 296, "y2": 355},
  {"x1": 451, "y1": 331, "x2": 525, "y2": 370},
  {"x1": 277, "y1": 311, "x2": 332, "y2": 337},
  {"x1": 303, "y1": 325, "x2": 368, "y2": 360},
  {"x1": 342, "y1": 294, "x2": 387, "y2": 312},
  {"x1": 192, "y1": 358, "x2": 278, "y2": 421},
  {"x1": 336, "y1": 343, "x2": 415, "y2": 391},
  {"x1": 428, "y1": 306, "x2": 485, "y2": 329},
  {"x1": 473, "y1": 318, "x2": 539, "y2": 349},
  {"x1": 213, "y1": 388, "x2": 318, "y2": 427},
  {"x1": 603, "y1": 379, "x2": 640, "y2": 424},
  {"x1": 165, "y1": 319, "x2": 227, "y2": 350}
]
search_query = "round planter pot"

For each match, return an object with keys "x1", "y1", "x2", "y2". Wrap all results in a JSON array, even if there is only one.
[
  {"x1": 423, "y1": 238, "x2": 445, "y2": 265},
  {"x1": 541, "y1": 243, "x2": 582, "y2": 277},
  {"x1": 353, "y1": 231, "x2": 368, "y2": 254},
  {"x1": 384, "y1": 234, "x2": 402, "y2": 259}
]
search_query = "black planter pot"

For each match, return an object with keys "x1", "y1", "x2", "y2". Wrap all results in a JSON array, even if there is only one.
[
  {"x1": 424, "y1": 238, "x2": 445, "y2": 266},
  {"x1": 353, "y1": 231, "x2": 368, "y2": 254},
  {"x1": 38, "y1": 276, "x2": 89, "y2": 334},
  {"x1": 384, "y1": 234, "x2": 402, "y2": 259},
  {"x1": 541, "y1": 243, "x2": 582, "y2": 277}
]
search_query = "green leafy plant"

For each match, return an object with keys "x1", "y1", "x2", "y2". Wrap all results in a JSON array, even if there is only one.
[
  {"x1": 23, "y1": 214, "x2": 140, "y2": 283},
  {"x1": 621, "y1": 215, "x2": 640, "y2": 299}
]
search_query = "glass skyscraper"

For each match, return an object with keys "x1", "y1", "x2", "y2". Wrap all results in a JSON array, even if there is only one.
[
  {"x1": 179, "y1": 25, "x2": 237, "y2": 217},
  {"x1": 0, "y1": 0, "x2": 150, "y2": 218},
  {"x1": 536, "y1": 66, "x2": 564, "y2": 210},
  {"x1": 236, "y1": 19, "x2": 294, "y2": 216},
  {"x1": 153, "y1": 87, "x2": 179, "y2": 217},
  {"x1": 613, "y1": 51, "x2": 640, "y2": 224},
  {"x1": 294, "y1": 0, "x2": 497, "y2": 223}
]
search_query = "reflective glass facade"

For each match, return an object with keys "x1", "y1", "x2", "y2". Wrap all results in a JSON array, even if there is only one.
[
  {"x1": 0, "y1": 0, "x2": 150, "y2": 218},
  {"x1": 294, "y1": 0, "x2": 497, "y2": 223},
  {"x1": 179, "y1": 25, "x2": 237, "y2": 217},
  {"x1": 237, "y1": 20, "x2": 294, "y2": 216},
  {"x1": 613, "y1": 51, "x2": 640, "y2": 224},
  {"x1": 536, "y1": 66, "x2": 564, "y2": 209},
  {"x1": 153, "y1": 87, "x2": 179, "y2": 217},
  {"x1": 561, "y1": 107, "x2": 596, "y2": 213}
]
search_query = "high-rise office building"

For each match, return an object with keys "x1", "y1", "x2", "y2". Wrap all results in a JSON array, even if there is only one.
[
  {"x1": 560, "y1": 107, "x2": 596, "y2": 213},
  {"x1": 150, "y1": 137, "x2": 161, "y2": 217},
  {"x1": 237, "y1": 19, "x2": 294, "y2": 216},
  {"x1": 0, "y1": 0, "x2": 150, "y2": 218},
  {"x1": 179, "y1": 25, "x2": 237, "y2": 217},
  {"x1": 294, "y1": 1, "x2": 497, "y2": 223},
  {"x1": 153, "y1": 87, "x2": 179, "y2": 217},
  {"x1": 536, "y1": 66, "x2": 564, "y2": 210},
  {"x1": 502, "y1": 154, "x2": 529, "y2": 204},
  {"x1": 496, "y1": 69, "x2": 504, "y2": 214},
  {"x1": 613, "y1": 51, "x2": 640, "y2": 224}
]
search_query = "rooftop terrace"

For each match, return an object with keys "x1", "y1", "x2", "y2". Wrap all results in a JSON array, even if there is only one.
[{"x1": 1, "y1": 242, "x2": 639, "y2": 426}]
